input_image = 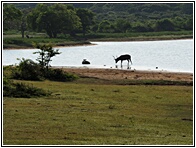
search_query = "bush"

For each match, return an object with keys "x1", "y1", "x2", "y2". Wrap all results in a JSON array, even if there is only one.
[
  {"x1": 10, "y1": 58, "x2": 78, "y2": 82},
  {"x1": 3, "y1": 77, "x2": 51, "y2": 98},
  {"x1": 12, "y1": 58, "x2": 44, "y2": 81},
  {"x1": 46, "y1": 68, "x2": 79, "y2": 81}
]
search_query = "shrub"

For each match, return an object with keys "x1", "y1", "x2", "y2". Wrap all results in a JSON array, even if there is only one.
[
  {"x1": 10, "y1": 60, "x2": 78, "y2": 82},
  {"x1": 46, "y1": 68, "x2": 79, "y2": 81},
  {"x1": 9, "y1": 58, "x2": 78, "y2": 82},
  {"x1": 12, "y1": 58, "x2": 44, "y2": 81},
  {"x1": 3, "y1": 77, "x2": 51, "y2": 98}
]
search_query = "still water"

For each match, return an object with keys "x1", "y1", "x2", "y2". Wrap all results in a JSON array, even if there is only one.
[{"x1": 3, "y1": 39, "x2": 194, "y2": 73}]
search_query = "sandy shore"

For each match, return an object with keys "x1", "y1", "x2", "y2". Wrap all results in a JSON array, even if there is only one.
[{"x1": 61, "y1": 67, "x2": 193, "y2": 82}]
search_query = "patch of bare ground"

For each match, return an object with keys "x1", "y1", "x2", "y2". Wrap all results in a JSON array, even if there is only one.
[{"x1": 61, "y1": 68, "x2": 193, "y2": 82}]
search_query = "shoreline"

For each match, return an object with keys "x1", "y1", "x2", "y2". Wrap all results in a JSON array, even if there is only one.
[
  {"x1": 3, "y1": 42, "x2": 95, "y2": 50},
  {"x1": 54, "y1": 66, "x2": 193, "y2": 75},
  {"x1": 58, "y1": 67, "x2": 193, "y2": 82},
  {"x1": 3, "y1": 37, "x2": 192, "y2": 50}
]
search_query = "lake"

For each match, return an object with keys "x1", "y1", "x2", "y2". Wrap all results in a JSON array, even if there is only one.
[{"x1": 3, "y1": 39, "x2": 194, "y2": 73}]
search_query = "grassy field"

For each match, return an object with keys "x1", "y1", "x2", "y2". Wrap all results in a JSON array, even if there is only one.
[
  {"x1": 86, "y1": 31, "x2": 193, "y2": 41},
  {"x1": 3, "y1": 30, "x2": 193, "y2": 49},
  {"x1": 3, "y1": 78, "x2": 193, "y2": 145}
]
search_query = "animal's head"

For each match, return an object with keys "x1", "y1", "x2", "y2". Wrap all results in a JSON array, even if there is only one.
[{"x1": 113, "y1": 56, "x2": 118, "y2": 63}]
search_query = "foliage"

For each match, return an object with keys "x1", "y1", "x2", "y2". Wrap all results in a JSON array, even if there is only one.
[
  {"x1": 3, "y1": 77, "x2": 50, "y2": 98},
  {"x1": 33, "y1": 43, "x2": 61, "y2": 72},
  {"x1": 46, "y1": 68, "x2": 79, "y2": 81},
  {"x1": 3, "y1": 35, "x2": 91, "y2": 49},
  {"x1": 76, "y1": 8, "x2": 95, "y2": 37},
  {"x1": 3, "y1": 42, "x2": 78, "y2": 82},
  {"x1": 98, "y1": 20, "x2": 115, "y2": 33},
  {"x1": 3, "y1": 3, "x2": 22, "y2": 31},
  {"x1": 4, "y1": 3, "x2": 193, "y2": 36},
  {"x1": 85, "y1": 30, "x2": 192, "y2": 41},
  {"x1": 154, "y1": 18, "x2": 175, "y2": 31},
  {"x1": 6, "y1": 57, "x2": 78, "y2": 82},
  {"x1": 12, "y1": 58, "x2": 43, "y2": 80},
  {"x1": 27, "y1": 4, "x2": 81, "y2": 38},
  {"x1": 115, "y1": 19, "x2": 131, "y2": 33}
]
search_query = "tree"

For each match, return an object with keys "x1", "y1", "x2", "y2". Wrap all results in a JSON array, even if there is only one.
[
  {"x1": 76, "y1": 8, "x2": 95, "y2": 37},
  {"x1": 184, "y1": 17, "x2": 193, "y2": 30},
  {"x1": 20, "y1": 8, "x2": 31, "y2": 38},
  {"x1": 3, "y1": 3, "x2": 22, "y2": 31},
  {"x1": 27, "y1": 4, "x2": 81, "y2": 38},
  {"x1": 154, "y1": 18, "x2": 175, "y2": 31},
  {"x1": 33, "y1": 43, "x2": 61, "y2": 73},
  {"x1": 98, "y1": 20, "x2": 114, "y2": 33},
  {"x1": 132, "y1": 22, "x2": 148, "y2": 32},
  {"x1": 115, "y1": 19, "x2": 131, "y2": 33}
]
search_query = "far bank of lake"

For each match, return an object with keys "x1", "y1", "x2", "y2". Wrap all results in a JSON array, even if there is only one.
[{"x1": 3, "y1": 31, "x2": 192, "y2": 49}]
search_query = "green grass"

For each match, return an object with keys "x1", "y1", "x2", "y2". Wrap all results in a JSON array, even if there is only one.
[
  {"x1": 3, "y1": 30, "x2": 193, "y2": 49},
  {"x1": 3, "y1": 37, "x2": 91, "y2": 49},
  {"x1": 86, "y1": 30, "x2": 193, "y2": 41},
  {"x1": 3, "y1": 78, "x2": 193, "y2": 145}
]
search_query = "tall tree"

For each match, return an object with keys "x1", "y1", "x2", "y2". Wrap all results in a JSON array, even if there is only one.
[
  {"x1": 98, "y1": 20, "x2": 114, "y2": 33},
  {"x1": 154, "y1": 18, "x2": 175, "y2": 32},
  {"x1": 27, "y1": 4, "x2": 81, "y2": 38},
  {"x1": 76, "y1": 8, "x2": 95, "y2": 37},
  {"x1": 3, "y1": 3, "x2": 22, "y2": 31},
  {"x1": 115, "y1": 19, "x2": 131, "y2": 33}
]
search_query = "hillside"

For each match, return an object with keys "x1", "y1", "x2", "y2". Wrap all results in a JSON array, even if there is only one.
[
  {"x1": 3, "y1": 2, "x2": 193, "y2": 41},
  {"x1": 74, "y1": 3, "x2": 193, "y2": 21},
  {"x1": 14, "y1": 3, "x2": 193, "y2": 22}
]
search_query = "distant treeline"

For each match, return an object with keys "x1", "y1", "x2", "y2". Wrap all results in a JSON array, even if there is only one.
[
  {"x1": 4, "y1": 3, "x2": 193, "y2": 38},
  {"x1": 73, "y1": 3, "x2": 193, "y2": 32}
]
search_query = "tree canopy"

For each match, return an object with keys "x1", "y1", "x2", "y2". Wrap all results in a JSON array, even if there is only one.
[
  {"x1": 3, "y1": 3, "x2": 22, "y2": 30},
  {"x1": 76, "y1": 8, "x2": 95, "y2": 37},
  {"x1": 3, "y1": 3, "x2": 193, "y2": 37},
  {"x1": 27, "y1": 4, "x2": 81, "y2": 38}
]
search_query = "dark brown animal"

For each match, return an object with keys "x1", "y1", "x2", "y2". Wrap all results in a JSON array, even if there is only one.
[
  {"x1": 82, "y1": 59, "x2": 90, "y2": 64},
  {"x1": 113, "y1": 54, "x2": 132, "y2": 67}
]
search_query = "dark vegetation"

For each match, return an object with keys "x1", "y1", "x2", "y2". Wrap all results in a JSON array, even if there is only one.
[
  {"x1": 12, "y1": 3, "x2": 193, "y2": 32},
  {"x1": 3, "y1": 77, "x2": 51, "y2": 98},
  {"x1": 3, "y1": 44, "x2": 78, "y2": 98},
  {"x1": 4, "y1": 3, "x2": 193, "y2": 38}
]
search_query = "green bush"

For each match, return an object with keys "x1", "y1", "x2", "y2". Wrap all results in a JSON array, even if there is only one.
[
  {"x1": 46, "y1": 68, "x2": 79, "y2": 81},
  {"x1": 10, "y1": 59, "x2": 78, "y2": 82},
  {"x1": 3, "y1": 77, "x2": 50, "y2": 98},
  {"x1": 12, "y1": 58, "x2": 44, "y2": 81},
  {"x1": 9, "y1": 56, "x2": 79, "y2": 82}
]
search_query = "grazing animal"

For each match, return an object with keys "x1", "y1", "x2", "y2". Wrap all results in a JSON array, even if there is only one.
[
  {"x1": 113, "y1": 54, "x2": 132, "y2": 67},
  {"x1": 82, "y1": 59, "x2": 90, "y2": 64}
]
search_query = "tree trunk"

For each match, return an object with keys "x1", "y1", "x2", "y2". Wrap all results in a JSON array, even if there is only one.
[
  {"x1": 21, "y1": 22, "x2": 25, "y2": 38},
  {"x1": 21, "y1": 30, "x2": 25, "y2": 38}
]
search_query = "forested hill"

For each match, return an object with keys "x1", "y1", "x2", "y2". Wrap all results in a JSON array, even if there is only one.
[
  {"x1": 9, "y1": 3, "x2": 193, "y2": 34},
  {"x1": 72, "y1": 3, "x2": 193, "y2": 29},
  {"x1": 14, "y1": 3, "x2": 193, "y2": 21}
]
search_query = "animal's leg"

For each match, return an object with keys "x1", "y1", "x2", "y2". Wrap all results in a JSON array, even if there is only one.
[
  {"x1": 128, "y1": 59, "x2": 132, "y2": 69},
  {"x1": 127, "y1": 60, "x2": 129, "y2": 68},
  {"x1": 130, "y1": 58, "x2": 132, "y2": 65}
]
